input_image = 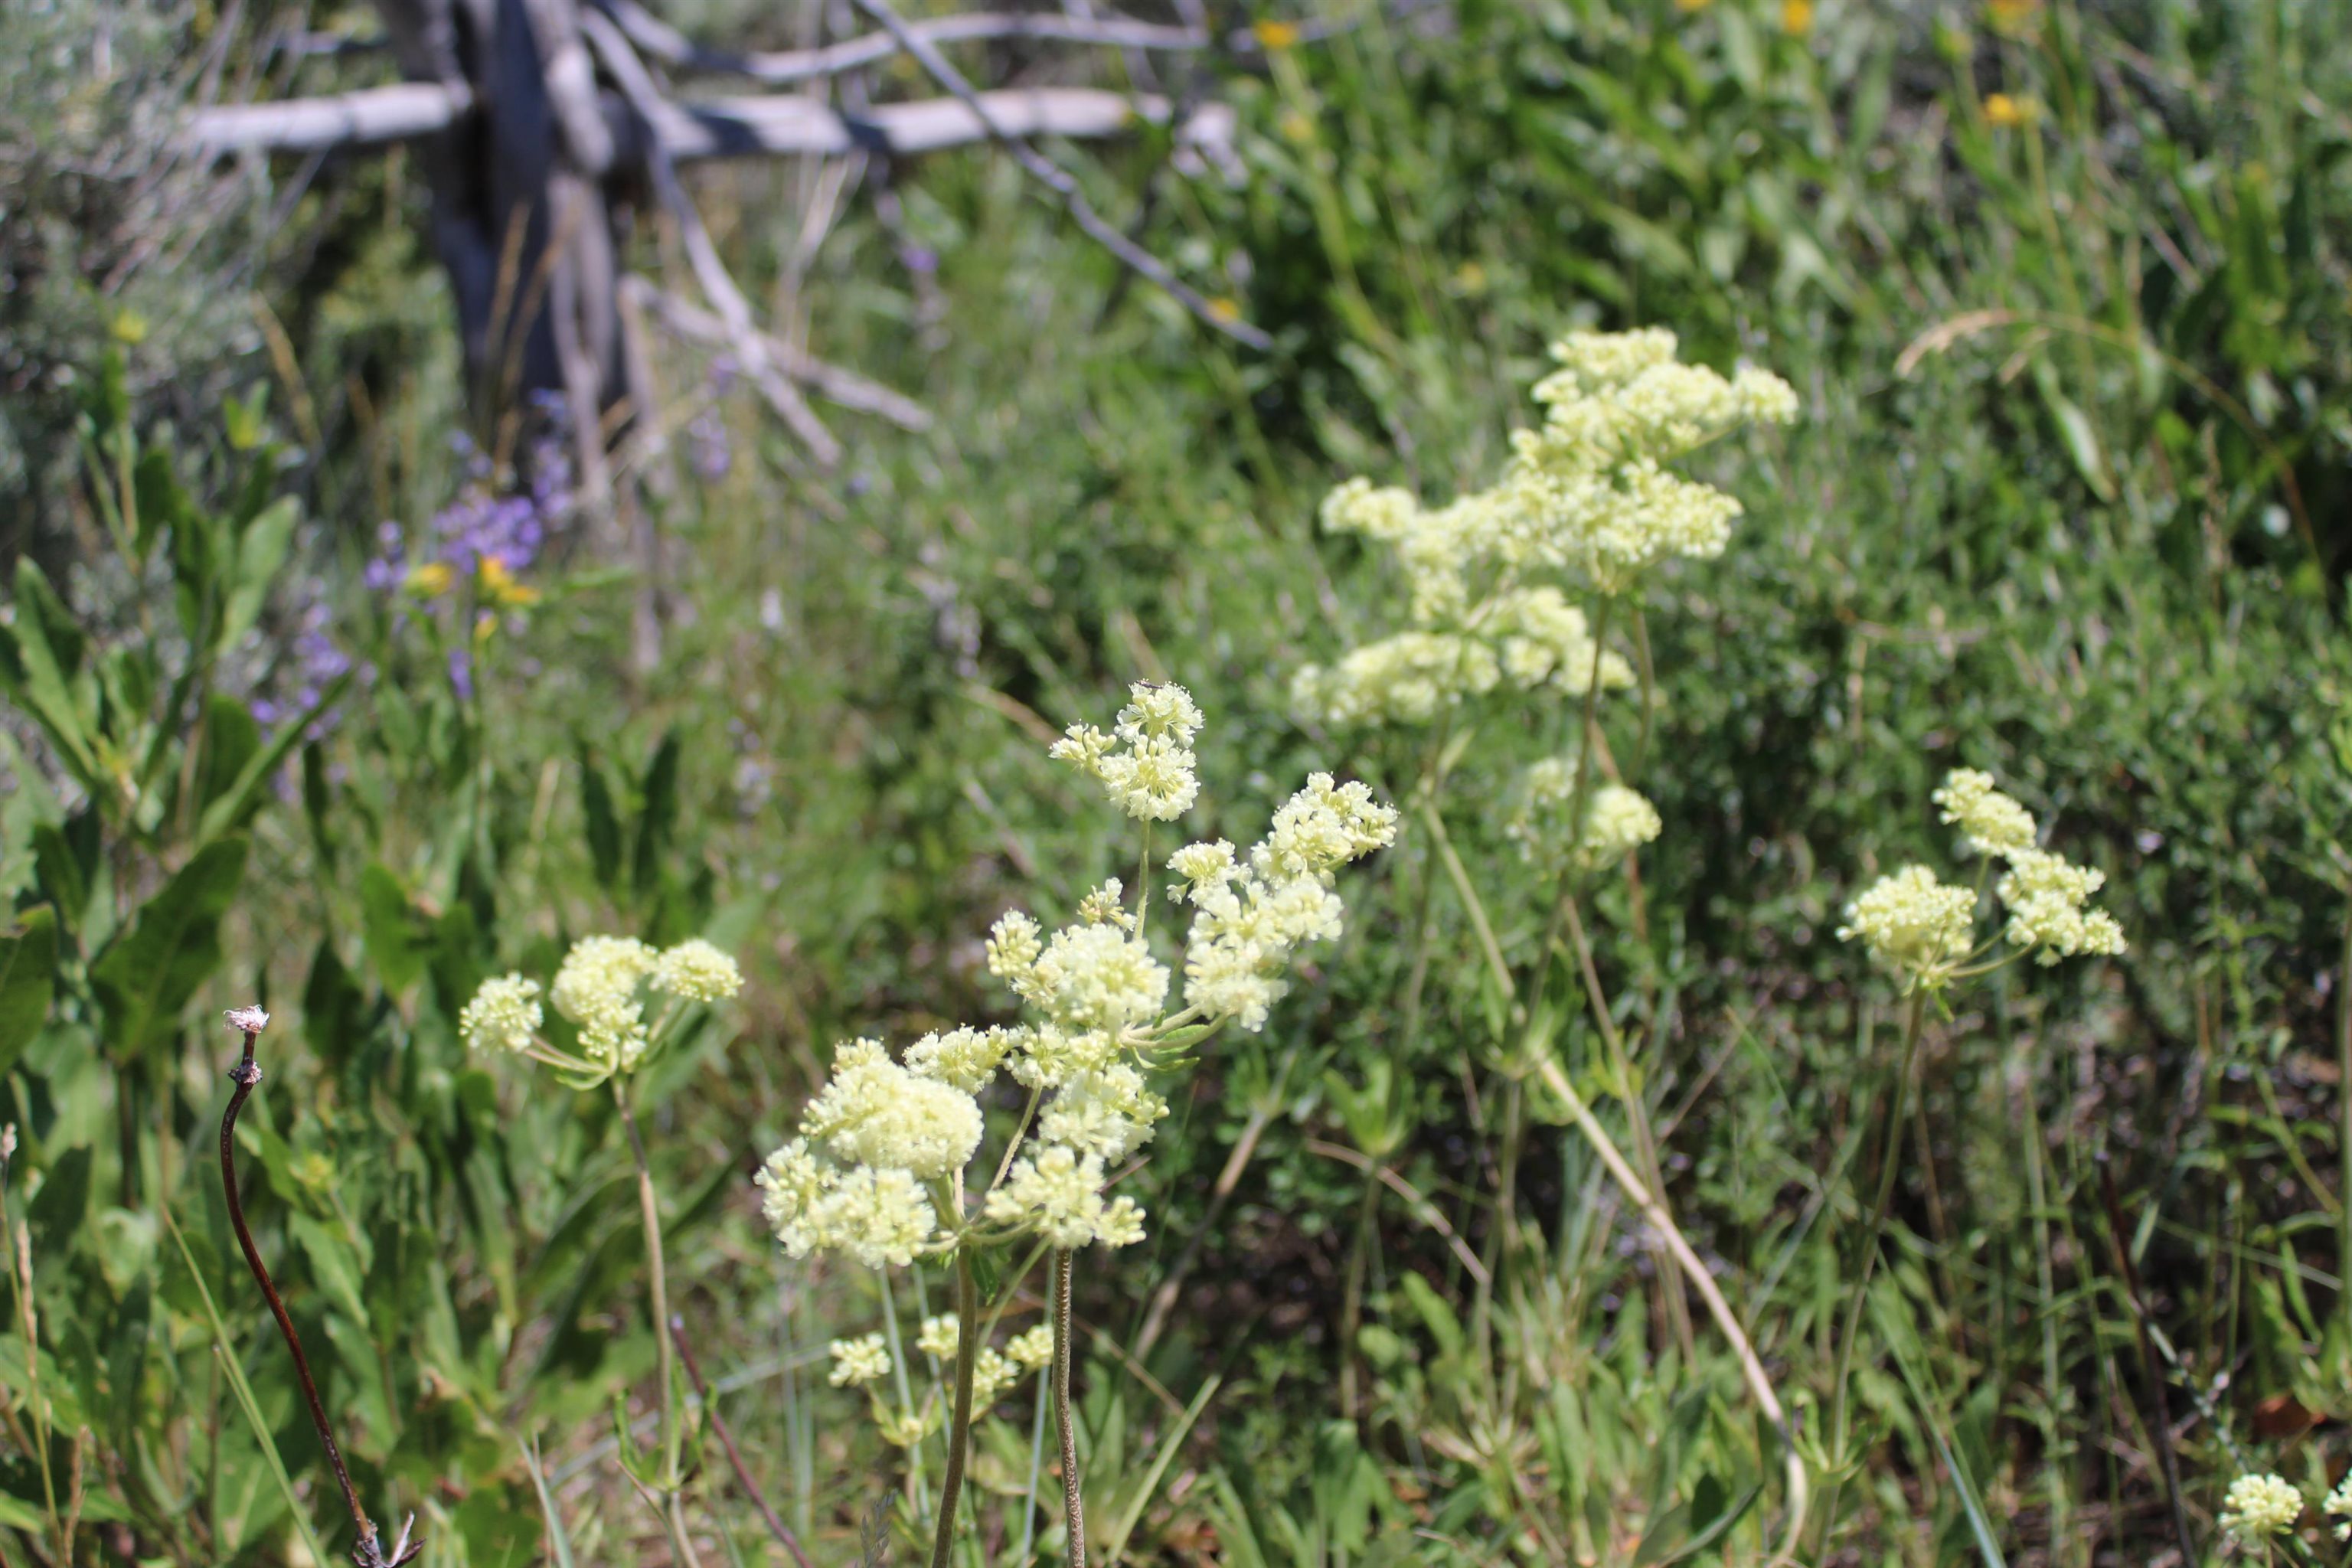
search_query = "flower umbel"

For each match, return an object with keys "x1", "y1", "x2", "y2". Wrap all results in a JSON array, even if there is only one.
[
  {"x1": 1838, "y1": 865, "x2": 1976, "y2": 991},
  {"x1": 2220, "y1": 1473, "x2": 2303, "y2": 1544}
]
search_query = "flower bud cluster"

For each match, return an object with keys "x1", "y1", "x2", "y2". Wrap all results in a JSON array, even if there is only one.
[
  {"x1": 759, "y1": 683, "x2": 1395, "y2": 1443},
  {"x1": 1050, "y1": 681, "x2": 1204, "y2": 820},
  {"x1": 1294, "y1": 329, "x2": 1793, "y2": 727},
  {"x1": 1504, "y1": 758, "x2": 1662, "y2": 875},
  {"x1": 1840, "y1": 767, "x2": 2125, "y2": 989},
  {"x1": 459, "y1": 933, "x2": 743, "y2": 1084}
]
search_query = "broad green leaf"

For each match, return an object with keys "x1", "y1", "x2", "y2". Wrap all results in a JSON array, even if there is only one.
[
  {"x1": 579, "y1": 750, "x2": 622, "y2": 891},
  {"x1": 0, "y1": 907, "x2": 57, "y2": 1078},
  {"x1": 27, "y1": 1145, "x2": 93, "y2": 1262},
  {"x1": 89, "y1": 838, "x2": 248, "y2": 1061},
  {"x1": 631, "y1": 731, "x2": 681, "y2": 894},
  {"x1": 0, "y1": 560, "x2": 100, "y2": 789},
  {"x1": 196, "y1": 671, "x2": 352, "y2": 847},
  {"x1": 197, "y1": 694, "x2": 263, "y2": 822},
  {"x1": 360, "y1": 864, "x2": 433, "y2": 996},
  {"x1": 221, "y1": 495, "x2": 299, "y2": 652},
  {"x1": 288, "y1": 1212, "x2": 371, "y2": 1333}
]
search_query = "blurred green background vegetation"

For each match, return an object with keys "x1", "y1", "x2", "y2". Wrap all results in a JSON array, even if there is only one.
[{"x1": 5, "y1": 0, "x2": 2352, "y2": 1561}]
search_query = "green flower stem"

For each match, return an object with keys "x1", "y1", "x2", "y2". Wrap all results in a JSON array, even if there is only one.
[
  {"x1": 1051, "y1": 1249, "x2": 1087, "y2": 1568},
  {"x1": 1338, "y1": 1176, "x2": 1383, "y2": 1422},
  {"x1": 1132, "y1": 821, "x2": 1155, "y2": 938},
  {"x1": 1020, "y1": 1363, "x2": 1050, "y2": 1564},
  {"x1": 1561, "y1": 894, "x2": 1692, "y2": 1357},
  {"x1": 1422, "y1": 801, "x2": 1515, "y2": 1008},
  {"x1": 1467, "y1": 1078, "x2": 1524, "y2": 1380},
  {"x1": 1818, "y1": 986, "x2": 1931, "y2": 1549},
  {"x1": 1627, "y1": 601, "x2": 1657, "y2": 782},
  {"x1": 926, "y1": 1246, "x2": 980, "y2": 1568},
  {"x1": 1561, "y1": 594, "x2": 1615, "y2": 860},
  {"x1": 877, "y1": 1271, "x2": 933, "y2": 1520},
  {"x1": 615, "y1": 1081, "x2": 703, "y2": 1568},
  {"x1": 988, "y1": 1086, "x2": 1047, "y2": 1196},
  {"x1": 1530, "y1": 1047, "x2": 1808, "y2": 1561}
]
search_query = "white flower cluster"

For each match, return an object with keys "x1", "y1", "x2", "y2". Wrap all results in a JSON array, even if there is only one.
[
  {"x1": 1932, "y1": 768, "x2": 2125, "y2": 964},
  {"x1": 829, "y1": 1316, "x2": 1057, "y2": 1442},
  {"x1": 1170, "y1": 775, "x2": 1400, "y2": 1031},
  {"x1": 459, "y1": 934, "x2": 743, "y2": 1083},
  {"x1": 1841, "y1": 768, "x2": 2125, "y2": 988},
  {"x1": 2220, "y1": 1472, "x2": 2303, "y2": 1543},
  {"x1": 1929, "y1": 768, "x2": 2037, "y2": 857},
  {"x1": 1504, "y1": 757, "x2": 1662, "y2": 875},
  {"x1": 1294, "y1": 328, "x2": 1792, "y2": 728},
  {"x1": 1837, "y1": 865, "x2": 1978, "y2": 991},
  {"x1": 2328, "y1": 1473, "x2": 2352, "y2": 1540},
  {"x1": 762, "y1": 684, "x2": 1393, "y2": 1451},
  {"x1": 1050, "y1": 681, "x2": 1204, "y2": 820},
  {"x1": 457, "y1": 975, "x2": 542, "y2": 1055}
]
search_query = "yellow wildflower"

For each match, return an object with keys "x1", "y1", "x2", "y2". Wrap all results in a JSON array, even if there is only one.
[
  {"x1": 405, "y1": 561, "x2": 454, "y2": 597},
  {"x1": 1988, "y1": 0, "x2": 2039, "y2": 33},
  {"x1": 479, "y1": 554, "x2": 541, "y2": 606},
  {"x1": 1781, "y1": 0, "x2": 1814, "y2": 34},
  {"x1": 1984, "y1": 93, "x2": 2027, "y2": 128},
  {"x1": 1253, "y1": 18, "x2": 1298, "y2": 49}
]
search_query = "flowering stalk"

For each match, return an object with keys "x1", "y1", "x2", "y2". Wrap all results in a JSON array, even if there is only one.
[
  {"x1": 458, "y1": 936, "x2": 746, "y2": 1564},
  {"x1": 1051, "y1": 1248, "x2": 1086, "y2": 1568},
  {"x1": 1820, "y1": 767, "x2": 2128, "y2": 1549},
  {"x1": 746, "y1": 684, "x2": 1393, "y2": 1557},
  {"x1": 216, "y1": 1010, "x2": 420, "y2": 1568},
  {"x1": 926, "y1": 1230, "x2": 979, "y2": 1568},
  {"x1": 1818, "y1": 985, "x2": 1927, "y2": 1531},
  {"x1": 616, "y1": 1082, "x2": 703, "y2": 1568}
]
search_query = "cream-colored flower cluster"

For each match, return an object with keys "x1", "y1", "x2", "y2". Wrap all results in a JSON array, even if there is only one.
[
  {"x1": 2221, "y1": 1472, "x2": 2303, "y2": 1543},
  {"x1": 1841, "y1": 768, "x2": 2125, "y2": 990},
  {"x1": 459, "y1": 934, "x2": 743, "y2": 1086},
  {"x1": 1050, "y1": 681, "x2": 1204, "y2": 820},
  {"x1": 1171, "y1": 773, "x2": 1399, "y2": 1031},
  {"x1": 1294, "y1": 328, "x2": 1792, "y2": 728},
  {"x1": 1504, "y1": 757, "x2": 1661, "y2": 875},
  {"x1": 826, "y1": 1313, "x2": 1060, "y2": 1446},
  {"x1": 760, "y1": 683, "x2": 1393, "y2": 1446}
]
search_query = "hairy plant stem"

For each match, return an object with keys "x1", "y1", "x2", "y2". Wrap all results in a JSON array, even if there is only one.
[
  {"x1": 1818, "y1": 987, "x2": 1930, "y2": 1549},
  {"x1": 616, "y1": 1082, "x2": 703, "y2": 1568},
  {"x1": 1051, "y1": 1249, "x2": 1087, "y2": 1568},
  {"x1": 219, "y1": 1027, "x2": 420, "y2": 1567},
  {"x1": 927, "y1": 1247, "x2": 980, "y2": 1568}
]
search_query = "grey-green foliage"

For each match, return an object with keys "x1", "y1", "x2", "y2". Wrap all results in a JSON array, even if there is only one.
[{"x1": 0, "y1": 0, "x2": 265, "y2": 555}]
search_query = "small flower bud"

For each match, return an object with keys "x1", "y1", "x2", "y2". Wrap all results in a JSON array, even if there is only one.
[{"x1": 224, "y1": 1006, "x2": 272, "y2": 1036}]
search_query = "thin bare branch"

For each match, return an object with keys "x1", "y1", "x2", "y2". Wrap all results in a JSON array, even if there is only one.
[
  {"x1": 626, "y1": 279, "x2": 933, "y2": 430},
  {"x1": 596, "y1": 0, "x2": 1205, "y2": 85},
  {"x1": 182, "y1": 82, "x2": 472, "y2": 155},
  {"x1": 583, "y1": 9, "x2": 843, "y2": 464},
  {"x1": 182, "y1": 83, "x2": 1234, "y2": 170},
  {"x1": 848, "y1": 0, "x2": 1271, "y2": 350}
]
